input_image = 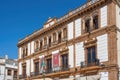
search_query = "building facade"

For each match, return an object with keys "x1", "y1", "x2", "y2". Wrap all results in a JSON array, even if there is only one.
[
  {"x1": 18, "y1": 0, "x2": 120, "y2": 80},
  {"x1": 0, "y1": 55, "x2": 18, "y2": 80}
]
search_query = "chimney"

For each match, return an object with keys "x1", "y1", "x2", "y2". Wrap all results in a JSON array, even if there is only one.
[{"x1": 5, "y1": 55, "x2": 8, "y2": 59}]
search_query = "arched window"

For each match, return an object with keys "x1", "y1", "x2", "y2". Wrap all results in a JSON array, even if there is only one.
[
  {"x1": 25, "y1": 47, "x2": 28, "y2": 56},
  {"x1": 93, "y1": 15, "x2": 98, "y2": 29},
  {"x1": 58, "y1": 31, "x2": 62, "y2": 43},
  {"x1": 49, "y1": 36, "x2": 51, "y2": 47},
  {"x1": 63, "y1": 28, "x2": 67, "y2": 38},
  {"x1": 23, "y1": 48, "x2": 25, "y2": 58},
  {"x1": 44, "y1": 37, "x2": 47, "y2": 45},
  {"x1": 53, "y1": 32, "x2": 56, "y2": 42},
  {"x1": 85, "y1": 18, "x2": 91, "y2": 32},
  {"x1": 35, "y1": 40, "x2": 39, "y2": 51},
  {"x1": 40, "y1": 40, "x2": 43, "y2": 50}
]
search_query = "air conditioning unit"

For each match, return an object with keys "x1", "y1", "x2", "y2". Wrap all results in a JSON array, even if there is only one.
[{"x1": 80, "y1": 62, "x2": 85, "y2": 68}]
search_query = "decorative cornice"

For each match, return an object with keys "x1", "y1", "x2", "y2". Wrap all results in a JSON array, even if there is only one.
[{"x1": 18, "y1": 0, "x2": 109, "y2": 47}]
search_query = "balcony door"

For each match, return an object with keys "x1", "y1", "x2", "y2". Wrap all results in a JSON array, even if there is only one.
[
  {"x1": 87, "y1": 46, "x2": 96, "y2": 66},
  {"x1": 35, "y1": 62, "x2": 39, "y2": 75},
  {"x1": 58, "y1": 32, "x2": 61, "y2": 43},
  {"x1": 61, "y1": 54, "x2": 68, "y2": 71},
  {"x1": 47, "y1": 58, "x2": 52, "y2": 73}
]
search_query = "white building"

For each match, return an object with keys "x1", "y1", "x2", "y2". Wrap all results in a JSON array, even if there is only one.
[{"x1": 0, "y1": 55, "x2": 18, "y2": 80}]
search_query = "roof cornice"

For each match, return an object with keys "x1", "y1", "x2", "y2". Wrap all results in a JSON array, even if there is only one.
[{"x1": 18, "y1": 0, "x2": 110, "y2": 47}]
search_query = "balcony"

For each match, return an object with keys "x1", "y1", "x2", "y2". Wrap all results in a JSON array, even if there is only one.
[
  {"x1": 46, "y1": 69, "x2": 53, "y2": 74},
  {"x1": 35, "y1": 48, "x2": 40, "y2": 52},
  {"x1": 19, "y1": 74, "x2": 27, "y2": 79},
  {"x1": 30, "y1": 72, "x2": 35, "y2": 77},
  {"x1": 13, "y1": 75, "x2": 17, "y2": 78},
  {"x1": 61, "y1": 65, "x2": 70, "y2": 71},
  {"x1": 80, "y1": 59, "x2": 100, "y2": 68},
  {"x1": 62, "y1": 37, "x2": 67, "y2": 42},
  {"x1": 52, "y1": 41, "x2": 58, "y2": 46},
  {"x1": 43, "y1": 44, "x2": 48, "y2": 49}
]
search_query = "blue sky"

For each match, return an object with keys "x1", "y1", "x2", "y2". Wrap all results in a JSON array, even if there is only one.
[{"x1": 0, "y1": 0, "x2": 87, "y2": 59}]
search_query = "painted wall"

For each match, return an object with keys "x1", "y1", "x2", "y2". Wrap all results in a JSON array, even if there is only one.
[
  {"x1": 101, "y1": 5, "x2": 107, "y2": 27},
  {"x1": 75, "y1": 18, "x2": 81, "y2": 38},
  {"x1": 68, "y1": 45, "x2": 74, "y2": 68},
  {"x1": 75, "y1": 42, "x2": 84, "y2": 67},
  {"x1": 68, "y1": 22, "x2": 73, "y2": 40},
  {"x1": 97, "y1": 34, "x2": 108, "y2": 62}
]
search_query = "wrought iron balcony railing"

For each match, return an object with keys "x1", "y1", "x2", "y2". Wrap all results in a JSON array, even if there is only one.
[
  {"x1": 46, "y1": 69, "x2": 53, "y2": 74},
  {"x1": 19, "y1": 74, "x2": 27, "y2": 79},
  {"x1": 80, "y1": 59, "x2": 100, "y2": 68},
  {"x1": 61, "y1": 65, "x2": 70, "y2": 71}
]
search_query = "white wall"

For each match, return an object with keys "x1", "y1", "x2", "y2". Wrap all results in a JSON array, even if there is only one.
[
  {"x1": 31, "y1": 58, "x2": 34, "y2": 72},
  {"x1": 101, "y1": 5, "x2": 108, "y2": 27},
  {"x1": 116, "y1": 5, "x2": 120, "y2": 28},
  {"x1": 117, "y1": 30, "x2": 120, "y2": 67},
  {"x1": 26, "y1": 60, "x2": 30, "y2": 76},
  {"x1": 68, "y1": 45, "x2": 74, "y2": 68},
  {"x1": 31, "y1": 41, "x2": 34, "y2": 54},
  {"x1": 28, "y1": 43, "x2": 31, "y2": 56},
  {"x1": 6, "y1": 64, "x2": 17, "y2": 69},
  {"x1": 97, "y1": 34, "x2": 108, "y2": 62},
  {"x1": 75, "y1": 18, "x2": 81, "y2": 38},
  {"x1": 100, "y1": 72, "x2": 108, "y2": 80},
  {"x1": 75, "y1": 42, "x2": 84, "y2": 67},
  {"x1": 19, "y1": 62, "x2": 22, "y2": 75},
  {"x1": 5, "y1": 69, "x2": 13, "y2": 80},
  {"x1": 116, "y1": 5, "x2": 120, "y2": 67},
  {"x1": 0, "y1": 65, "x2": 5, "y2": 80},
  {"x1": 68, "y1": 22, "x2": 74, "y2": 40}
]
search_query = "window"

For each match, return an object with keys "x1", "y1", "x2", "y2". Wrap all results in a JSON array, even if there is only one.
[
  {"x1": 7, "y1": 69, "x2": 12, "y2": 75},
  {"x1": 22, "y1": 65, "x2": 26, "y2": 77},
  {"x1": 87, "y1": 46, "x2": 96, "y2": 65},
  {"x1": 22, "y1": 48, "x2": 26, "y2": 58},
  {"x1": 44, "y1": 37, "x2": 47, "y2": 45},
  {"x1": 46, "y1": 58, "x2": 52, "y2": 73},
  {"x1": 22, "y1": 46, "x2": 28, "y2": 58},
  {"x1": 25, "y1": 47, "x2": 28, "y2": 56},
  {"x1": 49, "y1": 36, "x2": 51, "y2": 47},
  {"x1": 40, "y1": 40, "x2": 43, "y2": 50},
  {"x1": 14, "y1": 70, "x2": 17, "y2": 77},
  {"x1": 35, "y1": 40, "x2": 39, "y2": 50},
  {"x1": 63, "y1": 28, "x2": 67, "y2": 38},
  {"x1": 58, "y1": 31, "x2": 61, "y2": 43},
  {"x1": 61, "y1": 54, "x2": 68, "y2": 70},
  {"x1": 93, "y1": 15, "x2": 98, "y2": 29},
  {"x1": 85, "y1": 19, "x2": 90, "y2": 32},
  {"x1": 53, "y1": 33, "x2": 56, "y2": 42},
  {"x1": 34, "y1": 62, "x2": 39, "y2": 75}
]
